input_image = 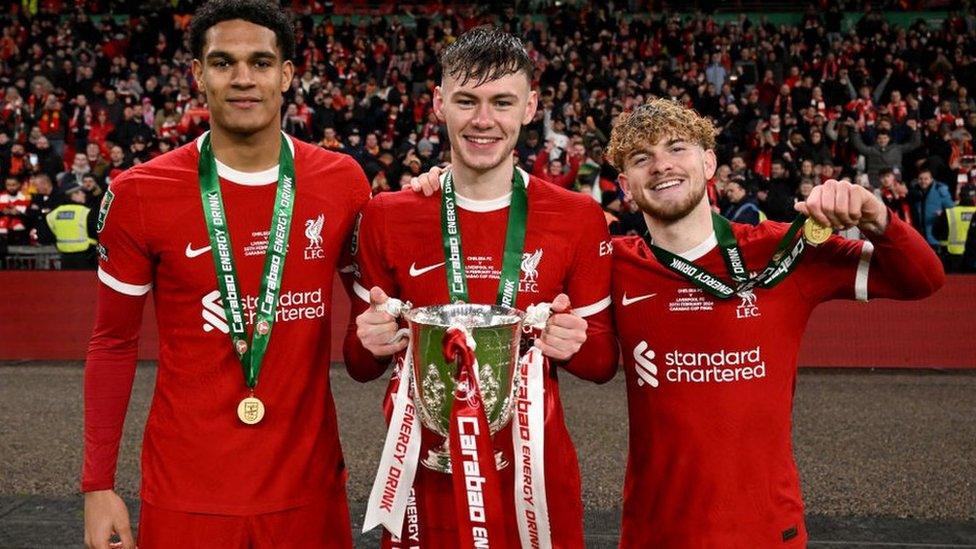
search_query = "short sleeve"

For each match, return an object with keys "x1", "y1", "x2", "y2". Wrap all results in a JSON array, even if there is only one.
[
  {"x1": 95, "y1": 174, "x2": 153, "y2": 296},
  {"x1": 351, "y1": 194, "x2": 399, "y2": 304},
  {"x1": 566, "y1": 199, "x2": 612, "y2": 318}
]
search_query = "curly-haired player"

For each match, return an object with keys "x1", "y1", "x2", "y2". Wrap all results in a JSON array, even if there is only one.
[{"x1": 608, "y1": 98, "x2": 944, "y2": 547}]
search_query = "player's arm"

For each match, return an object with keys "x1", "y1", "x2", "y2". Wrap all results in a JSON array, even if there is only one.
[
  {"x1": 795, "y1": 178, "x2": 945, "y2": 301},
  {"x1": 84, "y1": 284, "x2": 142, "y2": 549},
  {"x1": 539, "y1": 199, "x2": 618, "y2": 383},
  {"x1": 341, "y1": 197, "x2": 406, "y2": 381},
  {"x1": 82, "y1": 175, "x2": 151, "y2": 549}
]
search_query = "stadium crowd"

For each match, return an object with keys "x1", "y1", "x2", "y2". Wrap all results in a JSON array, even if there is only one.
[{"x1": 1, "y1": 1, "x2": 975, "y2": 270}]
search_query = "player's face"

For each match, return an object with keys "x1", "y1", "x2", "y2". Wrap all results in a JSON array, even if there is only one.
[
  {"x1": 434, "y1": 71, "x2": 537, "y2": 174},
  {"x1": 618, "y1": 137, "x2": 716, "y2": 223},
  {"x1": 192, "y1": 19, "x2": 293, "y2": 139}
]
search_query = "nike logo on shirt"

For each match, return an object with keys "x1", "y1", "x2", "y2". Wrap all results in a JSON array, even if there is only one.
[
  {"x1": 409, "y1": 261, "x2": 445, "y2": 277},
  {"x1": 185, "y1": 243, "x2": 212, "y2": 258},
  {"x1": 621, "y1": 293, "x2": 657, "y2": 306}
]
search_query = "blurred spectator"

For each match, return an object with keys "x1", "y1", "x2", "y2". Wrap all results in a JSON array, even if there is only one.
[
  {"x1": 934, "y1": 184, "x2": 976, "y2": 272},
  {"x1": 57, "y1": 153, "x2": 91, "y2": 193},
  {"x1": 45, "y1": 182, "x2": 97, "y2": 270},
  {"x1": 910, "y1": 168, "x2": 955, "y2": 250},
  {"x1": 758, "y1": 159, "x2": 799, "y2": 222},
  {"x1": 26, "y1": 173, "x2": 57, "y2": 245},
  {"x1": 1, "y1": 175, "x2": 29, "y2": 244},
  {"x1": 850, "y1": 118, "x2": 921, "y2": 187},
  {"x1": 880, "y1": 168, "x2": 913, "y2": 224},
  {"x1": 723, "y1": 178, "x2": 762, "y2": 226}
]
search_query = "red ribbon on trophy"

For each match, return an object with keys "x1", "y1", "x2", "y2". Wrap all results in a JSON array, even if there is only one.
[{"x1": 444, "y1": 326, "x2": 507, "y2": 548}]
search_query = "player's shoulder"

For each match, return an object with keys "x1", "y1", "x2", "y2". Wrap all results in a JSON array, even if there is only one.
[
  {"x1": 611, "y1": 235, "x2": 647, "y2": 263},
  {"x1": 527, "y1": 173, "x2": 603, "y2": 217},
  {"x1": 108, "y1": 142, "x2": 198, "y2": 195}
]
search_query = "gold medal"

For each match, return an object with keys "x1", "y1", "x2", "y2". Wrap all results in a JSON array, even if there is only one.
[
  {"x1": 256, "y1": 320, "x2": 270, "y2": 336},
  {"x1": 803, "y1": 218, "x2": 832, "y2": 245},
  {"x1": 237, "y1": 395, "x2": 265, "y2": 424}
]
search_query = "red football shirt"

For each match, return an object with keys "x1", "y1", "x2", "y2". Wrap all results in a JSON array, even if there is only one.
[
  {"x1": 344, "y1": 169, "x2": 617, "y2": 547},
  {"x1": 611, "y1": 215, "x2": 943, "y2": 547},
  {"x1": 85, "y1": 134, "x2": 370, "y2": 514}
]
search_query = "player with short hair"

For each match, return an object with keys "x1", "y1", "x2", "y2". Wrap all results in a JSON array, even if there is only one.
[
  {"x1": 606, "y1": 99, "x2": 944, "y2": 547},
  {"x1": 345, "y1": 26, "x2": 617, "y2": 548},
  {"x1": 82, "y1": 1, "x2": 369, "y2": 547}
]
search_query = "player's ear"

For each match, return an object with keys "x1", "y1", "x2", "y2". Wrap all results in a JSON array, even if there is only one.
[
  {"x1": 523, "y1": 89, "x2": 538, "y2": 125},
  {"x1": 618, "y1": 172, "x2": 632, "y2": 199},
  {"x1": 191, "y1": 59, "x2": 205, "y2": 94},
  {"x1": 703, "y1": 148, "x2": 717, "y2": 180},
  {"x1": 432, "y1": 85, "x2": 446, "y2": 123},
  {"x1": 280, "y1": 60, "x2": 294, "y2": 94}
]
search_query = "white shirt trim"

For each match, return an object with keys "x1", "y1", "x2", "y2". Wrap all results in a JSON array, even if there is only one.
[
  {"x1": 194, "y1": 131, "x2": 295, "y2": 186},
  {"x1": 678, "y1": 233, "x2": 718, "y2": 261},
  {"x1": 855, "y1": 240, "x2": 874, "y2": 302},
  {"x1": 573, "y1": 296, "x2": 611, "y2": 318},
  {"x1": 98, "y1": 267, "x2": 152, "y2": 296},
  {"x1": 448, "y1": 167, "x2": 533, "y2": 213}
]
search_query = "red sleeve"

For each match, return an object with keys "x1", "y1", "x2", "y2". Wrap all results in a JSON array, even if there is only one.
[
  {"x1": 561, "y1": 197, "x2": 618, "y2": 382},
  {"x1": 558, "y1": 154, "x2": 582, "y2": 189},
  {"x1": 341, "y1": 195, "x2": 400, "y2": 382},
  {"x1": 95, "y1": 172, "x2": 153, "y2": 296},
  {"x1": 81, "y1": 282, "x2": 146, "y2": 492},
  {"x1": 863, "y1": 212, "x2": 945, "y2": 300},
  {"x1": 796, "y1": 212, "x2": 945, "y2": 303}
]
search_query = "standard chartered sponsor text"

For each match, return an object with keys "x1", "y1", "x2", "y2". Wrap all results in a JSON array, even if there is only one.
[
  {"x1": 238, "y1": 289, "x2": 325, "y2": 326},
  {"x1": 663, "y1": 345, "x2": 766, "y2": 383}
]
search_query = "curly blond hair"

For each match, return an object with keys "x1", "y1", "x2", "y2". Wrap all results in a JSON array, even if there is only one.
[{"x1": 606, "y1": 99, "x2": 716, "y2": 170}]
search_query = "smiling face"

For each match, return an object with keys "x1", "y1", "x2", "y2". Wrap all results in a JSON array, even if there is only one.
[
  {"x1": 433, "y1": 70, "x2": 537, "y2": 175},
  {"x1": 618, "y1": 135, "x2": 716, "y2": 223},
  {"x1": 191, "y1": 19, "x2": 292, "y2": 139}
]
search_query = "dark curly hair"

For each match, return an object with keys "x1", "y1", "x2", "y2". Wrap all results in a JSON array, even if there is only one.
[{"x1": 189, "y1": 0, "x2": 295, "y2": 62}]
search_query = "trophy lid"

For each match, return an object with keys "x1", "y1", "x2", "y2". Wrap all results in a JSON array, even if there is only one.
[{"x1": 404, "y1": 303, "x2": 524, "y2": 328}]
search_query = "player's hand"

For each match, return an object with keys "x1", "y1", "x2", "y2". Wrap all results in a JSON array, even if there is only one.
[
  {"x1": 794, "y1": 178, "x2": 889, "y2": 236},
  {"x1": 84, "y1": 490, "x2": 135, "y2": 549},
  {"x1": 534, "y1": 293, "x2": 588, "y2": 361},
  {"x1": 356, "y1": 286, "x2": 408, "y2": 359},
  {"x1": 408, "y1": 164, "x2": 448, "y2": 196}
]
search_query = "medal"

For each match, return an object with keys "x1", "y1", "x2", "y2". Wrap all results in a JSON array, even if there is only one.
[
  {"x1": 237, "y1": 395, "x2": 266, "y2": 424},
  {"x1": 803, "y1": 217, "x2": 832, "y2": 245},
  {"x1": 198, "y1": 133, "x2": 297, "y2": 423}
]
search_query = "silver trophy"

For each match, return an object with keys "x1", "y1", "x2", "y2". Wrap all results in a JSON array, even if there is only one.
[{"x1": 403, "y1": 303, "x2": 525, "y2": 473}]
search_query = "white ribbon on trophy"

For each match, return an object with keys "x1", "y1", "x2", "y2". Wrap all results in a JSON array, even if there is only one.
[
  {"x1": 513, "y1": 302, "x2": 553, "y2": 549},
  {"x1": 364, "y1": 299, "x2": 555, "y2": 549},
  {"x1": 363, "y1": 298, "x2": 421, "y2": 537}
]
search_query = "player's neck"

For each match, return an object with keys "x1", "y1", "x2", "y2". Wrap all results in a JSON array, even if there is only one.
[
  {"x1": 452, "y1": 159, "x2": 516, "y2": 201},
  {"x1": 209, "y1": 124, "x2": 282, "y2": 173},
  {"x1": 644, "y1": 199, "x2": 715, "y2": 255}
]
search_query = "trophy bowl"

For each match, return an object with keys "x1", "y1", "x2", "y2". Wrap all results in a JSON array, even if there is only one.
[{"x1": 403, "y1": 303, "x2": 525, "y2": 473}]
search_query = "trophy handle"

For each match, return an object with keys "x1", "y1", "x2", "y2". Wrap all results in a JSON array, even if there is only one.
[{"x1": 389, "y1": 327, "x2": 410, "y2": 344}]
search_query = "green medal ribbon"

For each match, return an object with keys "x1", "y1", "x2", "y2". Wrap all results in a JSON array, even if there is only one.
[
  {"x1": 440, "y1": 169, "x2": 528, "y2": 306},
  {"x1": 646, "y1": 213, "x2": 808, "y2": 299},
  {"x1": 198, "y1": 133, "x2": 296, "y2": 388}
]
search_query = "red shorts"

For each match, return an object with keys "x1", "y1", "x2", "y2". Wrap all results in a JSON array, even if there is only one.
[{"x1": 137, "y1": 498, "x2": 353, "y2": 549}]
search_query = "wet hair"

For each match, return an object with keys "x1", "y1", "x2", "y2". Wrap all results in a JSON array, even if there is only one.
[
  {"x1": 607, "y1": 98, "x2": 716, "y2": 170},
  {"x1": 440, "y1": 26, "x2": 534, "y2": 87},
  {"x1": 190, "y1": 0, "x2": 295, "y2": 61}
]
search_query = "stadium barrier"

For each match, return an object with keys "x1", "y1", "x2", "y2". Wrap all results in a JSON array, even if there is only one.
[{"x1": 1, "y1": 271, "x2": 973, "y2": 368}]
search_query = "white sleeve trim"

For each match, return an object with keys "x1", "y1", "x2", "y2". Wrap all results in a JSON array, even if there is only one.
[
  {"x1": 98, "y1": 267, "x2": 152, "y2": 296},
  {"x1": 352, "y1": 281, "x2": 371, "y2": 303},
  {"x1": 572, "y1": 296, "x2": 611, "y2": 318},
  {"x1": 855, "y1": 240, "x2": 874, "y2": 302}
]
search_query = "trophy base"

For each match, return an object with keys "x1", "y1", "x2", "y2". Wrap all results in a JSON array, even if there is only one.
[{"x1": 422, "y1": 443, "x2": 508, "y2": 473}]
